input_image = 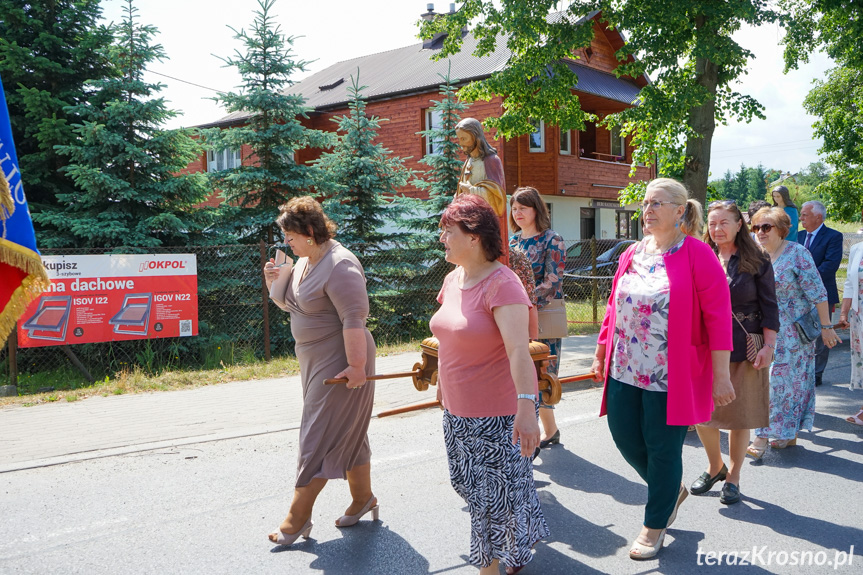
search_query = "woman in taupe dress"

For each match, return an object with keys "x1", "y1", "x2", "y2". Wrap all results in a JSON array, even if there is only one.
[
  {"x1": 263, "y1": 197, "x2": 378, "y2": 546},
  {"x1": 690, "y1": 200, "x2": 779, "y2": 505}
]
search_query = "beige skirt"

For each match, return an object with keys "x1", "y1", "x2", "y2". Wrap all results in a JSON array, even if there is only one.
[{"x1": 700, "y1": 361, "x2": 769, "y2": 430}]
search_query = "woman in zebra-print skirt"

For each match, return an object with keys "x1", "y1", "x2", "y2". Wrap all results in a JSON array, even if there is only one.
[{"x1": 430, "y1": 195, "x2": 548, "y2": 575}]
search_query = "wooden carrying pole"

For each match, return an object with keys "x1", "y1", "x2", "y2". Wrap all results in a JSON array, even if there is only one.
[
  {"x1": 324, "y1": 371, "x2": 420, "y2": 385},
  {"x1": 377, "y1": 400, "x2": 441, "y2": 418}
]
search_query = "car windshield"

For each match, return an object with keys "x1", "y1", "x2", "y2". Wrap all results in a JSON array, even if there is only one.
[{"x1": 597, "y1": 245, "x2": 621, "y2": 261}]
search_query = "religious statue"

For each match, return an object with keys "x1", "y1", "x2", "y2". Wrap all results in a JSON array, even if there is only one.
[{"x1": 454, "y1": 117, "x2": 509, "y2": 264}]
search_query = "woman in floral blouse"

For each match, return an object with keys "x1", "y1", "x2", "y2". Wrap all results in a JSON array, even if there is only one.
[
  {"x1": 748, "y1": 207, "x2": 841, "y2": 455},
  {"x1": 509, "y1": 186, "x2": 566, "y2": 453},
  {"x1": 590, "y1": 178, "x2": 733, "y2": 560}
]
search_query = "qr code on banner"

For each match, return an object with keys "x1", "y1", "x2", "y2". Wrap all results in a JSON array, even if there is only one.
[{"x1": 179, "y1": 320, "x2": 192, "y2": 336}]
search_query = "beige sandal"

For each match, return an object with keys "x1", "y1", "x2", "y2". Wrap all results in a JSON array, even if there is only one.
[
  {"x1": 629, "y1": 528, "x2": 667, "y2": 560},
  {"x1": 746, "y1": 437, "x2": 768, "y2": 459}
]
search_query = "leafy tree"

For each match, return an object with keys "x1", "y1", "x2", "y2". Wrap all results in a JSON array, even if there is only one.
[
  {"x1": 40, "y1": 0, "x2": 213, "y2": 248},
  {"x1": 314, "y1": 76, "x2": 419, "y2": 341},
  {"x1": 783, "y1": 0, "x2": 863, "y2": 220},
  {"x1": 0, "y1": 0, "x2": 114, "y2": 223},
  {"x1": 419, "y1": 1, "x2": 780, "y2": 205},
  {"x1": 207, "y1": 0, "x2": 333, "y2": 243}
]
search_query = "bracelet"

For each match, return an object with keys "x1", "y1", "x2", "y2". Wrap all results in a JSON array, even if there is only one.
[
  {"x1": 516, "y1": 393, "x2": 536, "y2": 401},
  {"x1": 821, "y1": 325, "x2": 833, "y2": 330},
  {"x1": 765, "y1": 343, "x2": 775, "y2": 349}
]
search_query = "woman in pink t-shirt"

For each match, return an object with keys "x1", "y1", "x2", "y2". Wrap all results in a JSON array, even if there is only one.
[{"x1": 430, "y1": 195, "x2": 548, "y2": 575}]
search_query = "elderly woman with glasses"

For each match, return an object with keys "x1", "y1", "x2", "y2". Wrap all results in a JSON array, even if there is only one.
[
  {"x1": 690, "y1": 200, "x2": 780, "y2": 505},
  {"x1": 748, "y1": 207, "x2": 841, "y2": 456},
  {"x1": 590, "y1": 178, "x2": 733, "y2": 560}
]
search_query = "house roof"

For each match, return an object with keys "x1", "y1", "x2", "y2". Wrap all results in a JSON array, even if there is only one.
[{"x1": 202, "y1": 11, "x2": 644, "y2": 127}]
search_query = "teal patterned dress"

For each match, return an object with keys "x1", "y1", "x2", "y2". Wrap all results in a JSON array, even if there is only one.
[
  {"x1": 510, "y1": 229, "x2": 566, "y2": 385},
  {"x1": 755, "y1": 241, "x2": 828, "y2": 440}
]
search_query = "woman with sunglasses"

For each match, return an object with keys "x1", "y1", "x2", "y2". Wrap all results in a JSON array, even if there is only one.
[
  {"x1": 590, "y1": 178, "x2": 733, "y2": 560},
  {"x1": 690, "y1": 201, "x2": 779, "y2": 504},
  {"x1": 748, "y1": 207, "x2": 841, "y2": 457}
]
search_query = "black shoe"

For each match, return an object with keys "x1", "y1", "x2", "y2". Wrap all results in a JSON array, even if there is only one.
[
  {"x1": 689, "y1": 464, "x2": 728, "y2": 495},
  {"x1": 719, "y1": 482, "x2": 741, "y2": 505},
  {"x1": 815, "y1": 376, "x2": 823, "y2": 387},
  {"x1": 532, "y1": 447, "x2": 541, "y2": 461},
  {"x1": 539, "y1": 429, "x2": 560, "y2": 449}
]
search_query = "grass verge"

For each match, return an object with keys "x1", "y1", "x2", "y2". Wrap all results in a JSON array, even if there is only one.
[{"x1": 0, "y1": 339, "x2": 429, "y2": 409}]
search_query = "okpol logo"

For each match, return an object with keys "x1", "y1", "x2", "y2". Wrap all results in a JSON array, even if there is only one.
[{"x1": 138, "y1": 260, "x2": 187, "y2": 273}]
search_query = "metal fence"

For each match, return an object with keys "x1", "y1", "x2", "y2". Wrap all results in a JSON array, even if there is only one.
[{"x1": 3, "y1": 233, "x2": 861, "y2": 392}]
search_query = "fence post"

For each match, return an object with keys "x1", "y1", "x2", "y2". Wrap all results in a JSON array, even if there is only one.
[
  {"x1": 590, "y1": 236, "x2": 598, "y2": 324},
  {"x1": 260, "y1": 240, "x2": 272, "y2": 361},
  {"x1": 1, "y1": 328, "x2": 18, "y2": 396}
]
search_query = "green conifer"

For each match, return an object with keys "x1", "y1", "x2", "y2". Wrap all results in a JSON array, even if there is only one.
[
  {"x1": 207, "y1": 0, "x2": 332, "y2": 243},
  {"x1": 44, "y1": 0, "x2": 213, "y2": 248}
]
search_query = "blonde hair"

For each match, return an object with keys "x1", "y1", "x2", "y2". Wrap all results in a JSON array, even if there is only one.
[{"x1": 645, "y1": 178, "x2": 704, "y2": 237}]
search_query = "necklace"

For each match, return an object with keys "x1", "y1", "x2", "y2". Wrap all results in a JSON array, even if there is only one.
[
  {"x1": 645, "y1": 232, "x2": 684, "y2": 273},
  {"x1": 301, "y1": 242, "x2": 330, "y2": 281},
  {"x1": 769, "y1": 240, "x2": 786, "y2": 262}
]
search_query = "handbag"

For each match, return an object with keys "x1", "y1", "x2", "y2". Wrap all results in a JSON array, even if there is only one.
[
  {"x1": 537, "y1": 297, "x2": 567, "y2": 339},
  {"x1": 732, "y1": 313, "x2": 764, "y2": 363},
  {"x1": 793, "y1": 307, "x2": 821, "y2": 344}
]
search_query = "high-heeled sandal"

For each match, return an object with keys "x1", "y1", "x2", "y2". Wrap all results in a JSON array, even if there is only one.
[
  {"x1": 770, "y1": 437, "x2": 797, "y2": 449},
  {"x1": 847, "y1": 409, "x2": 863, "y2": 427},
  {"x1": 335, "y1": 496, "x2": 379, "y2": 527},
  {"x1": 746, "y1": 438, "x2": 768, "y2": 459},
  {"x1": 268, "y1": 518, "x2": 313, "y2": 546},
  {"x1": 629, "y1": 528, "x2": 667, "y2": 560}
]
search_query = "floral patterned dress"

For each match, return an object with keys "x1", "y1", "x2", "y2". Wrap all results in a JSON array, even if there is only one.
[
  {"x1": 510, "y1": 230, "x2": 566, "y2": 377},
  {"x1": 755, "y1": 241, "x2": 828, "y2": 440},
  {"x1": 850, "y1": 259, "x2": 863, "y2": 390},
  {"x1": 610, "y1": 239, "x2": 684, "y2": 391}
]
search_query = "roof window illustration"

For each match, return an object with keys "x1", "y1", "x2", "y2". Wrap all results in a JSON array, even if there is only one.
[
  {"x1": 109, "y1": 293, "x2": 152, "y2": 335},
  {"x1": 22, "y1": 296, "x2": 73, "y2": 341}
]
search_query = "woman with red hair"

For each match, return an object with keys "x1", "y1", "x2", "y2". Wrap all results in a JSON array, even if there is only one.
[{"x1": 431, "y1": 194, "x2": 548, "y2": 575}]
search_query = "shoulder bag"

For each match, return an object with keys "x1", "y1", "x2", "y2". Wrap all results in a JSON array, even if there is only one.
[
  {"x1": 537, "y1": 298, "x2": 567, "y2": 339},
  {"x1": 732, "y1": 313, "x2": 764, "y2": 364},
  {"x1": 793, "y1": 307, "x2": 820, "y2": 344}
]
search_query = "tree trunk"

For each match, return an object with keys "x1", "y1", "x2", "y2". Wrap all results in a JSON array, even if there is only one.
[{"x1": 683, "y1": 53, "x2": 719, "y2": 206}]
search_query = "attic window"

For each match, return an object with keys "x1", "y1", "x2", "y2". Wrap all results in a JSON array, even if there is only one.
[
  {"x1": 319, "y1": 78, "x2": 344, "y2": 91},
  {"x1": 584, "y1": 47, "x2": 594, "y2": 60}
]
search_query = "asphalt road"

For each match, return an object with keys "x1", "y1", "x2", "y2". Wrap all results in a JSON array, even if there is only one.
[{"x1": 1, "y1": 342, "x2": 861, "y2": 575}]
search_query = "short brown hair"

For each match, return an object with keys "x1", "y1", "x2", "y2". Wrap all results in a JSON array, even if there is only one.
[
  {"x1": 752, "y1": 206, "x2": 791, "y2": 239},
  {"x1": 276, "y1": 196, "x2": 337, "y2": 243},
  {"x1": 509, "y1": 186, "x2": 551, "y2": 233},
  {"x1": 440, "y1": 194, "x2": 503, "y2": 262}
]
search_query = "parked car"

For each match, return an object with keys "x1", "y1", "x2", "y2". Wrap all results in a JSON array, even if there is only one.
[{"x1": 563, "y1": 239, "x2": 635, "y2": 299}]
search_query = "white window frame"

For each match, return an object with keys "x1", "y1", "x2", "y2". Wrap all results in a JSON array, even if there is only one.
[
  {"x1": 559, "y1": 128, "x2": 571, "y2": 155},
  {"x1": 207, "y1": 148, "x2": 242, "y2": 173},
  {"x1": 425, "y1": 109, "x2": 444, "y2": 155},
  {"x1": 610, "y1": 126, "x2": 625, "y2": 158},
  {"x1": 528, "y1": 119, "x2": 545, "y2": 152}
]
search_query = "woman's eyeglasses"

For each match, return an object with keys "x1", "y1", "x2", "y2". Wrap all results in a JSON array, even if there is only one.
[
  {"x1": 640, "y1": 200, "x2": 679, "y2": 210},
  {"x1": 750, "y1": 223, "x2": 774, "y2": 233}
]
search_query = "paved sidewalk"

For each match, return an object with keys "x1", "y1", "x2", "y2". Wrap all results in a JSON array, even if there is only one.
[{"x1": 0, "y1": 335, "x2": 600, "y2": 473}]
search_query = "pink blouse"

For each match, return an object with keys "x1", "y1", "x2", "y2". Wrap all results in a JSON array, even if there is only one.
[{"x1": 430, "y1": 266, "x2": 537, "y2": 418}]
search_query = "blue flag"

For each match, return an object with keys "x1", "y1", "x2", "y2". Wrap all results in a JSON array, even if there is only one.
[{"x1": 0, "y1": 74, "x2": 49, "y2": 346}]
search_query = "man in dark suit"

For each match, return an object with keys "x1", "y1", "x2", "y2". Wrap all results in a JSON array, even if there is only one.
[{"x1": 798, "y1": 200, "x2": 844, "y2": 386}]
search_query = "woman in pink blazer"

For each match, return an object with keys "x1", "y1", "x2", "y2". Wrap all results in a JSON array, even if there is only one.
[{"x1": 590, "y1": 178, "x2": 733, "y2": 560}]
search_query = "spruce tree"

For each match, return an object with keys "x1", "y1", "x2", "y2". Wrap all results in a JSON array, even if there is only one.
[
  {"x1": 43, "y1": 0, "x2": 213, "y2": 248},
  {"x1": 208, "y1": 0, "x2": 332, "y2": 243},
  {"x1": 0, "y1": 0, "x2": 114, "y2": 226},
  {"x1": 314, "y1": 76, "x2": 416, "y2": 341},
  {"x1": 390, "y1": 70, "x2": 467, "y2": 337}
]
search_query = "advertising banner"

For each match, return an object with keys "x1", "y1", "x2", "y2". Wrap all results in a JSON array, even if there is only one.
[{"x1": 16, "y1": 254, "x2": 198, "y2": 348}]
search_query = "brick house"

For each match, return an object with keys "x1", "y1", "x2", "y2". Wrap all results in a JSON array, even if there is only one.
[{"x1": 192, "y1": 8, "x2": 654, "y2": 242}]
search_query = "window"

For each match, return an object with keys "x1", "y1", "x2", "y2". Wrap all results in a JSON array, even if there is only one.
[
  {"x1": 559, "y1": 128, "x2": 571, "y2": 155},
  {"x1": 616, "y1": 210, "x2": 634, "y2": 239},
  {"x1": 425, "y1": 109, "x2": 444, "y2": 155},
  {"x1": 207, "y1": 148, "x2": 242, "y2": 173},
  {"x1": 610, "y1": 126, "x2": 626, "y2": 159},
  {"x1": 528, "y1": 119, "x2": 545, "y2": 152}
]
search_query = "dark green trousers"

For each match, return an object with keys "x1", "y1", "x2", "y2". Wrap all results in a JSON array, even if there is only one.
[{"x1": 606, "y1": 376, "x2": 688, "y2": 529}]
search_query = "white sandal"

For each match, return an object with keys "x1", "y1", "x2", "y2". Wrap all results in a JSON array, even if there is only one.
[{"x1": 846, "y1": 409, "x2": 863, "y2": 427}]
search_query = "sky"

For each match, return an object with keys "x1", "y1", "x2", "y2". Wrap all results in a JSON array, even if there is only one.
[{"x1": 99, "y1": 0, "x2": 832, "y2": 182}]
